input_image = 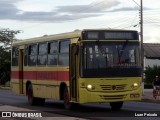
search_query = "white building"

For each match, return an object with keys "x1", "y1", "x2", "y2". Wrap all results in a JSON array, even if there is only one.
[
  {"x1": 141, "y1": 43, "x2": 160, "y2": 91},
  {"x1": 144, "y1": 43, "x2": 160, "y2": 68}
]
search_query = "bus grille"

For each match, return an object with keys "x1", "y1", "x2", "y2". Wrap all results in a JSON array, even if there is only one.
[
  {"x1": 99, "y1": 94, "x2": 127, "y2": 100},
  {"x1": 100, "y1": 84, "x2": 127, "y2": 91}
]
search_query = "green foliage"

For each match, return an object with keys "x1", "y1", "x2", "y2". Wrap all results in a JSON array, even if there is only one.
[
  {"x1": 144, "y1": 65, "x2": 160, "y2": 84},
  {"x1": 0, "y1": 29, "x2": 20, "y2": 85},
  {"x1": 0, "y1": 46, "x2": 11, "y2": 84}
]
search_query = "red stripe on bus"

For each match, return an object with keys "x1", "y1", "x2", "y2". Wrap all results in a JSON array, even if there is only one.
[
  {"x1": 11, "y1": 71, "x2": 19, "y2": 79},
  {"x1": 11, "y1": 71, "x2": 69, "y2": 81}
]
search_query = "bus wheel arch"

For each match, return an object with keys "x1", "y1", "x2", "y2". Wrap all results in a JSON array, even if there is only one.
[
  {"x1": 26, "y1": 81, "x2": 31, "y2": 96},
  {"x1": 59, "y1": 82, "x2": 67, "y2": 100}
]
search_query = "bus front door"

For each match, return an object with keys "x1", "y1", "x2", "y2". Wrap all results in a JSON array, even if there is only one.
[{"x1": 69, "y1": 44, "x2": 78, "y2": 102}]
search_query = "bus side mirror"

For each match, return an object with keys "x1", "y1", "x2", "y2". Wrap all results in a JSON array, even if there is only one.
[{"x1": 73, "y1": 45, "x2": 79, "y2": 55}]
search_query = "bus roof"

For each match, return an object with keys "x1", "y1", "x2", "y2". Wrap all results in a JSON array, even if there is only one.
[
  {"x1": 12, "y1": 29, "x2": 82, "y2": 46},
  {"x1": 12, "y1": 29, "x2": 138, "y2": 46}
]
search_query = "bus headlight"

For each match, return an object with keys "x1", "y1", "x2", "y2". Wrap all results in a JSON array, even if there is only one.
[
  {"x1": 87, "y1": 84, "x2": 92, "y2": 89},
  {"x1": 87, "y1": 84, "x2": 95, "y2": 90},
  {"x1": 131, "y1": 83, "x2": 138, "y2": 89}
]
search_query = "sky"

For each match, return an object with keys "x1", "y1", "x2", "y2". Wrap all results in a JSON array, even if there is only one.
[{"x1": 0, "y1": 0, "x2": 160, "y2": 43}]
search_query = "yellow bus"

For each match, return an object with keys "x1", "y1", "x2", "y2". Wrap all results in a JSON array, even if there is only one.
[{"x1": 11, "y1": 29, "x2": 142, "y2": 110}]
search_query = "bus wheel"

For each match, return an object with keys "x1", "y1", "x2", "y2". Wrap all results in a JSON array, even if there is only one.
[
  {"x1": 63, "y1": 87, "x2": 74, "y2": 109},
  {"x1": 37, "y1": 98, "x2": 45, "y2": 105},
  {"x1": 27, "y1": 84, "x2": 36, "y2": 105},
  {"x1": 110, "y1": 102, "x2": 123, "y2": 110}
]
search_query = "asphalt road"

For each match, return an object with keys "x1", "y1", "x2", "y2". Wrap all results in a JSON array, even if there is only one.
[{"x1": 0, "y1": 89, "x2": 160, "y2": 120}]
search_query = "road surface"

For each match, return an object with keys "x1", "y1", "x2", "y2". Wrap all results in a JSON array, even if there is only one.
[{"x1": 0, "y1": 89, "x2": 160, "y2": 120}]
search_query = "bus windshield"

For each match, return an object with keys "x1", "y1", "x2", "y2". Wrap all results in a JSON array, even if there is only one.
[{"x1": 81, "y1": 42, "x2": 141, "y2": 78}]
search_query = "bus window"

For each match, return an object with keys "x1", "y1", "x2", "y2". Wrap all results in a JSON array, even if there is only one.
[
  {"x1": 37, "y1": 42, "x2": 47, "y2": 66},
  {"x1": 59, "y1": 40, "x2": 70, "y2": 66},
  {"x1": 12, "y1": 47, "x2": 19, "y2": 66},
  {"x1": 48, "y1": 41, "x2": 58, "y2": 65},
  {"x1": 28, "y1": 44, "x2": 37, "y2": 66}
]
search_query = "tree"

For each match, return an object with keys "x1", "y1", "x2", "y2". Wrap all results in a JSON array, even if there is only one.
[
  {"x1": 144, "y1": 65, "x2": 160, "y2": 84},
  {"x1": 0, "y1": 28, "x2": 20, "y2": 49},
  {"x1": 0, "y1": 28, "x2": 21, "y2": 84},
  {"x1": 0, "y1": 47, "x2": 11, "y2": 84}
]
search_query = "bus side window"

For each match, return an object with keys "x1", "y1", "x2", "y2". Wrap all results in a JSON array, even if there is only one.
[
  {"x1": 12, "y1": 47, "x2": 19, "y2": 66},
  {"x1": 58, "y1": 40, "x2": 70, "y2": 66},
  {"x1": 37, "y1": 42, "x2": 47, "y2": 66},
  {"x1": 28, "y1": 44, "x2": 37, "y2": 66},
  {"x1": 48, "y1": 41, "x2": 58, "y2": 65}
]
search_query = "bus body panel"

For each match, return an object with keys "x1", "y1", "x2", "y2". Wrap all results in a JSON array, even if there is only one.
[
  {"x1": 11, "y1": 67, "x2": 21, "y2": 94},
  {"x1": 78, "y1": 77, "x2": 142, "y2": 103}
]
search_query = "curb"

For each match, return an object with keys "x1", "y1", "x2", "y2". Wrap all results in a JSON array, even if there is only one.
[
  {"x1": 0, "y1": 87, "x2": 11, "y2": 90},
  {"x1": 141, "y1": 98, "x2": 160, "y2": 104}
]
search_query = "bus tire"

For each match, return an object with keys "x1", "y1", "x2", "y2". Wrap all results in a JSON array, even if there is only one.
[
  {"x1": 37, "y1": 98, "x2": 45, "y2": 105},
  {"x1": 27, "y1": 84, "x2": 37, "y2": 105},
  {"x1": 110, "y1": 102, "x2": 123, "y2": 110},
  {"x1": 63, "y1": 87, "x2": 71, "y2": 109},
  {"x1": 63, "y1": 87, "x2": 77, "y2": 109}
]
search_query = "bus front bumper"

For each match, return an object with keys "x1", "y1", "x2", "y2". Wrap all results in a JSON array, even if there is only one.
[{"x1": 78, "y1": 88, "x2": 142, "y2": 103}]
